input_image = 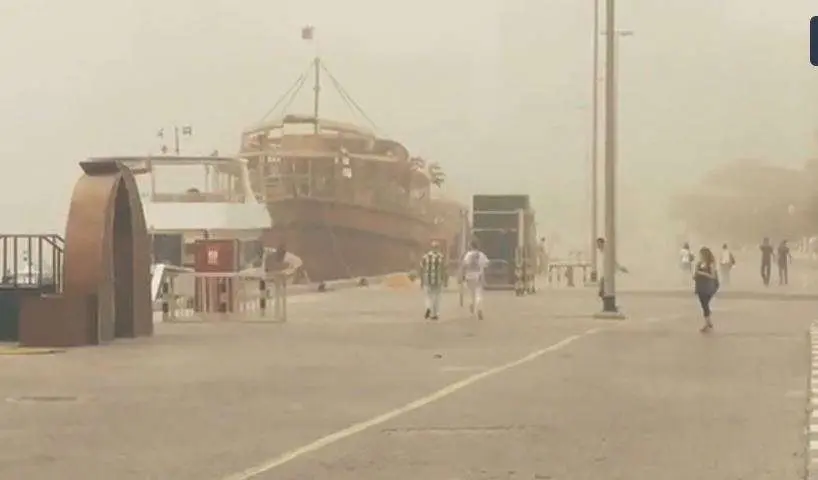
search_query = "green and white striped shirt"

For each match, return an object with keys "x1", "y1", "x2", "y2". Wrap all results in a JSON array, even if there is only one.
[{"x1": 420, "y1": 250, "x2": 446, "y2": 288}]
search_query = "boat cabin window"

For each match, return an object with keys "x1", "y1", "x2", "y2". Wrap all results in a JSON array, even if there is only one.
[
  {"x1": 135, "y1": 162, "x2": 252, "y2": 203},
  {"x1": 245, "y1": 135, "x2": 432, "y2": 214}
]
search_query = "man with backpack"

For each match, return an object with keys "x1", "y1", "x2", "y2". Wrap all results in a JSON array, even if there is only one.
[
  {"x1": 460, "y1": 240, "x2": 490, "y2": 319},
  {"x1": 718, "y1": 243, "x2": 736, "y2": 286}
]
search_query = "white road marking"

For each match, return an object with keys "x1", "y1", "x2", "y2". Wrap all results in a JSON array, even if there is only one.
[
  {"x1": 219, "y1": 327, "x2": 601, "y2": 480},
  {"x1": 439, "y1": 365, "x2": 488, "y2": 373},
  {"x1": 808, "y1": 321, "x2": 818, "y2": 475}
]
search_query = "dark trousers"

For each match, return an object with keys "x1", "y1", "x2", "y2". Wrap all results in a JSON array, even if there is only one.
[
  {"x1": 761, "y1": 262, "x2": 771, "y2": 286},
  {"x1": 778, "y1": 263, "x2": 788, "y2": 285},
  {"x1": 697, "y1": 291, "x2": 713, "y2": 317}
]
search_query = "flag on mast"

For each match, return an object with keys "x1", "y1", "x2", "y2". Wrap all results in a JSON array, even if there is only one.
[{"x1": 301, "y1": 25, "x2": 314, "y2": 40}]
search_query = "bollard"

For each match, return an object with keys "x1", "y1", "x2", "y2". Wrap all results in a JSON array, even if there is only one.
[
  {"x1": 218, "y1": 278, "x2": 229, "y2": 313},
  {"x1": 259, "y1": 279, "x2": 267, "y2": 313},
  {"x1": 161, "y1": 279, "x2": 170, "y2": 322},
  {"x1": 272, "y1": 274, "x2": 288, "y2": 322},
  {"x1": 514, "y1": 251, "x2": 524, "y2": 296}
]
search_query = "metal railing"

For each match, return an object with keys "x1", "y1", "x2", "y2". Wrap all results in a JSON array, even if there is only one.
[
  {"x1": 546, "y1": 261, "x2": 592, "y2": 287},
  {"x1": 157, "y1": 270, "x2": 291, "y2": 322},
  {"x1": 0, "y1": 234, "x2": 64, "y2": 293}
]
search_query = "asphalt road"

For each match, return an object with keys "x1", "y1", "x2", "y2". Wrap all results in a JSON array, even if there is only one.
[{"x1": 0, "y1": 286, "x2": 812, "y2": 480}]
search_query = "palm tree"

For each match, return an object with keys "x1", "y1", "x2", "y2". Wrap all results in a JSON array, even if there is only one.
[{"x1": 428, "y1": 161, "x2": 445, "y2": 187}]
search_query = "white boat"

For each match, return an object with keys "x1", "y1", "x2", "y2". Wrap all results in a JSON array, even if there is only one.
[
  {"x1": 104, "y1": 155, "x2": 272, "y2": 264},
  {"x1": 97, "y1": 155, "x2": 273, "y2": 302}
]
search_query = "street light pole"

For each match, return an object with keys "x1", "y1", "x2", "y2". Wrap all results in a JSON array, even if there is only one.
[
  {"x1": 601, "y1": 0, "x2": 619, "y2": 313},
  {"x1": 589, "y1": 0, "x2": 600, "y2": 284}
]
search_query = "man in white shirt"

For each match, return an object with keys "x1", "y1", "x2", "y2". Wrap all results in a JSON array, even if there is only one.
[
  {"x1": 264, "y1": 243, "x2": 304, "y2": 321},
  {"x1": 460, "y1": 240, "x2": 490, "y2": 320},
  {"x1": 679, "y1": 242, "x2": 694, "y2": 285},
  {"x1": 679, "y1": 242, "x2": 694, "y2": 271},
  {"x1": 718, "y1": 243, "x2": 735, "y2": 286}
]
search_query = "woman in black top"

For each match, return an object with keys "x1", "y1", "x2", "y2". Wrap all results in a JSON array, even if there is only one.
[{"x1": 693, "y1": 246, "x2": 719, "y2": 333}]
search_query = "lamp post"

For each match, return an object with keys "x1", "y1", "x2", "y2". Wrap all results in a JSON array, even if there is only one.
[
  {"x1": 589, "y1": 0, "x2": 600, "y2": 284},
  {"x1": 599, "y1": 0, "x2": 622, "y2": 316},
  {"x1": 590, "y1": 0, "x2": 632, "y2": 286}
]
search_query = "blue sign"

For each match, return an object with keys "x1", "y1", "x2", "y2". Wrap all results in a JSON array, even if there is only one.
[{"x1": 812, "y1": 17, "x2": 818, "y2": 66}]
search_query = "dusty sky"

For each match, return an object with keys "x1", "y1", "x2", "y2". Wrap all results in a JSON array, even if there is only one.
[{"x1": 0, "y1": 0, "x2": 814, "y2": 252}]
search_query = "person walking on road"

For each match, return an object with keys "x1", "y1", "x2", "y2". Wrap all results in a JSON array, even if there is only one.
[
  {"x1": 420, "y1": 241, "x2": 447, "y2": 320},
  {"x1": 759, "y1": 237, "x2": 774, "y2": 286},
  {"x1": 264, "y1": 242, "x2": 304, "y2": 321},
  {"x1": 718, "y1": 243, "x2": 735, "y2": 286},
  {"x1": 461, "y1": 240, "x2": 490, "y2": 319},
  {"x1": 595, "y1": 237, "x2": 629, "y2": 301},
  {"x1": 777, "y1": 239, "x2": 791, "y2": 285},
  {"x1": 693, "y1": 246, "x2": 719, "y2": 333},
  {"x1": 679, "y1": 242, "x2": 695, "y2": 285}
]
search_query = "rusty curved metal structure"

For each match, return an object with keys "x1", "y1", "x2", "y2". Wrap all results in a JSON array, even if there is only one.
[{"x1": 19, "y1": 159, "x2": 152, "y2": 347}]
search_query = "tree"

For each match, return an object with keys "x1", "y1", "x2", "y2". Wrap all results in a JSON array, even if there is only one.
[
  {"x1": 670, "y1": 159, "x2": 812, "y2": 243},
  {"x1": 428, "y1": 162, "x2": 445, "y2": 187}
]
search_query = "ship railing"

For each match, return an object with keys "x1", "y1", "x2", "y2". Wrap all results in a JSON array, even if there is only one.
[
  {"x1": 155, "y1": 270, "x2": 295, "y2": 323},
  {"x1": 150, "y1": 192, "x2": 249, "y2": 203}
]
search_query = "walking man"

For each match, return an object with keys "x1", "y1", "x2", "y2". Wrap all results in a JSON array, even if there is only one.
[
  {"x1": 760, "y1": 237, "x2": 774, "y2": 286},
  {"x1": 679, "y1": 242, "x2": 695, "y2": 285},
  {"x1": 777, "y1": 239, "x2": 791, "y2": 285},
  {"x1": 718, "y1": 243, "x2": 735, "y2": 286},
  {"x1": 461, "y1": 240, "x2": 490, "y2": 319},
  {"x1": 420, "y1": 241, "x2": 447, "y2": 320},
  {"x1": 264, "y1": 242, "x2": 304, "y2": 321}
]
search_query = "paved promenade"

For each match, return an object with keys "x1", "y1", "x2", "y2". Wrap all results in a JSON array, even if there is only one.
[{"x1": 0, "y1": 284, "x2": 812, "y2": 479}]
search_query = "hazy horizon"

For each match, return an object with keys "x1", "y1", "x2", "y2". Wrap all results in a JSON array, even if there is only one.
[{"x1": 1, "y1": 0, "x2": 814, "y2": 255}]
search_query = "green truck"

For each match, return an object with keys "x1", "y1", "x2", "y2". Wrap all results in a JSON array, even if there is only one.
[{"x1": 471, "y1": 194, "x2": 537, "y2": 295}]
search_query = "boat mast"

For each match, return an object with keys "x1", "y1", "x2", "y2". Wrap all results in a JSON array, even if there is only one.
[
  {"x1": 313, "y1": 56, "x2": 320, "y2": 135},
  {"x1": 302, "y1": 25, "x2": 320, "y2": 135}
]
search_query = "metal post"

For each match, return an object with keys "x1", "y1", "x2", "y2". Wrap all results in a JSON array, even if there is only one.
[
  {"x1": 161, "y1": 278, "x2": 170, "y2": 322},
  {"x1": 458, "y1": 209, "x2": 468, "y2": 307},
  {"x1": 590, "y1": 0, "x2": 600, "y2": 284},
  {"x1": 281, "y1": 278, "x2": 288, "y2": 321},
  {"x1": 313, "y1": 57, "x2": 321, "y2": 135},
  {"x1": 273, "y1": 274, "x2": 288, "y2": 322},
  {"x1": 259, "y1": 278, "x2": 267, "y2": 315},
  {"x1": 515, "y1": 209, "x2": 525, "y2": 296},
  {"x1": 169, "y1": 276, "x2": 176, "y2": 320},
  {"x1": 600, "y1": 0, "x2": 619, "y2": 314}
]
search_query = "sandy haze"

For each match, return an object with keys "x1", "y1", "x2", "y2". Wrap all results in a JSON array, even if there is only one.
[{"x1": 0, "y1": 0, "x2": 814, "y2": 262}]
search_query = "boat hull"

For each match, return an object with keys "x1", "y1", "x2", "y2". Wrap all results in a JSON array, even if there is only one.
[{"x1": 264, "y1": 198, "x2": 436, "y2": 282}]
